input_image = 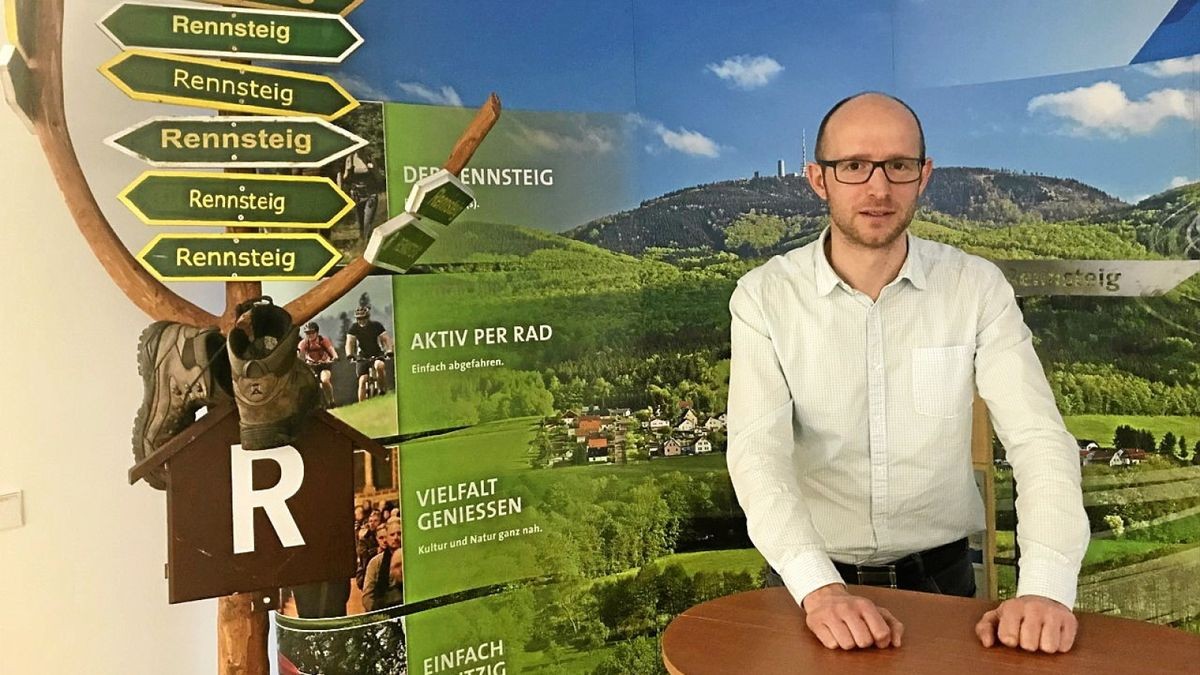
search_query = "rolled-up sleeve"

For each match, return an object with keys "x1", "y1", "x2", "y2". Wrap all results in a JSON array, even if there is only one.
[
  {"x1": 727, "y1": 280, "x2": 843, "y2": 608},
  {"x1": 973, "y1": 264, "x2": 1089, "y2": 608}
]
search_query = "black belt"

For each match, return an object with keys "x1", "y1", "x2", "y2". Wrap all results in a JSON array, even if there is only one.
[{"x1": 833, "y1": 538, "x2": 968, "y2": 589}]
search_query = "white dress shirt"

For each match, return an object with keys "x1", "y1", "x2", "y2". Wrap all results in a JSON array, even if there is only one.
[{"x1": 727, "y1": 227, "x2": 1089, "y2": 609}]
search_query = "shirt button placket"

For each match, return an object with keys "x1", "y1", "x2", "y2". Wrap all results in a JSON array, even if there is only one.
[{"x1": 866, "y1": 303, "x2": 888, "y2": 553}]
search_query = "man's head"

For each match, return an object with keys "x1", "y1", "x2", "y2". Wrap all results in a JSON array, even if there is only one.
[
  {"x1": 304, "y1": 322, "x2": 320, "y2": 337},
  {"x1": 367, "y1": 510, "x2": 381, "y2": 529},
  {"x1": 806, "y1": 92, "x2": 932, "y2": 251},
  {"x1": 355, "y1": 306, "x2": 370, "y2": 324},
  {"x1": 385, "y1": 517, "x2": 402, "y2": 550},
  {"x1": 375, "y1": 525, "x2": 388, "y2": 549}
]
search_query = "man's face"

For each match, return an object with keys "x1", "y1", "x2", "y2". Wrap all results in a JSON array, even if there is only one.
[
  {"x1": 367, "y1": 512, "x2": 380, "y2": 529},
  {"x1": 386, "y1": 523, "x2": 402, "y2": 550},
  {"x1": 807, "y1": 95, "x2": 932, "y2": 251},
  {"x1": 375, "y1": 527, "x2": 388, "y2": 548}
]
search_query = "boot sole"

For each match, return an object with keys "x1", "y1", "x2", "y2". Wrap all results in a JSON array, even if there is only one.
[{"x1": 132, "y1": 321, "x2": 172, "y2": 489}]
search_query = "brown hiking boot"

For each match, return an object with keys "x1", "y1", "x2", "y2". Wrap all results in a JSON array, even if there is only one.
[
  {"x1": 227, "y1": 297, "x2": 319, "y2": 450},
  {"x1": 133, "y1": 321, "x2": 232, "y2": 490}
]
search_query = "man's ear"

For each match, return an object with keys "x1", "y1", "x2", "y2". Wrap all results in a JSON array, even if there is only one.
[
  {"x1": 806, "y1": 162, "x2": 828, "y2": 201},
  {"x1": 916, "y1": 157, "x2": 934, "y2": 196}
]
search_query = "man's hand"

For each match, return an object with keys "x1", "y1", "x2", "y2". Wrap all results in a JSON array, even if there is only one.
[
  {"x1": 975, "y1": 595, "x2": 1077, "y2": 653},
  {"x1": 802, "y1": 584, "x2": 904, "y2": 649}
]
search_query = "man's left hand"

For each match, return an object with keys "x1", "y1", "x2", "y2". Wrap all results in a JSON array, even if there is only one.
[{"x1": 975, "y1": 595, "x2": 1077, "y2": 653}]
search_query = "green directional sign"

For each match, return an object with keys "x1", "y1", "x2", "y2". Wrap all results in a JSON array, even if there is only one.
[
  {"x1": 106, "y1": 116, "x2": 367, "y2": 168},
  {"x1": 99, "y1": 3, "x2": 363, "y2": 63},
  {"x1": 196, "y1": 0, "x2": 363, "y2": 16},
  {"x1": 1, "y1": 44, "x2": 35, "y2": 131},
  {"x1": 100, "y1": 50, "x2": 359, "y2": 120},
  {"x1": 119, "y1": 171, "x2": 354, "y2": 228},
  {"x1": 138, "y1": 233, "x2": 341, "y2": 281}
]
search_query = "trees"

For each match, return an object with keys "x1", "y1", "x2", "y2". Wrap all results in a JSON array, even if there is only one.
[{"x1": 724, "y1": 210, "x2": 787, "y2": 255}]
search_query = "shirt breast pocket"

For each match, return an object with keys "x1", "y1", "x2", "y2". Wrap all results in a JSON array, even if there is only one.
[{"x1": 911, "y1": 345, "x2": 975, "y2": 418}]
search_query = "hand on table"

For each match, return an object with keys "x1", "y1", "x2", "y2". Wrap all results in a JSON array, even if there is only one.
[
  {"x1": 802, "y1": 584, "x2": 904, "y2": 649},
  {"x1": 975, "y1": 595, "x2": 1077, "y2": 653}
]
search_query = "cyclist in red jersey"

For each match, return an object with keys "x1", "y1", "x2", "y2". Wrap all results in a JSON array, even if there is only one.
[{"x1": 298, "y1": 322, "x2": 338, "y2": 407}]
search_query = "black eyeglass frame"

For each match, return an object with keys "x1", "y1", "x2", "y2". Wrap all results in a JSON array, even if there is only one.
[{"x1": 814, "y1": 157, "x2": 927, "y2": 184}]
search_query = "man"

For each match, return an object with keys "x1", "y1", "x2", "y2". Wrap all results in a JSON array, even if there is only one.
[
  {"x1": 362, "y1": 517, "x2": 404, "y2": 611},
  {"x1": 726, "y1": 92, "x2": 1088, "y2": 654},
  {"x1": 355, "y1": 509, "x2": 382, "y2": 589},
  {"x1": 298, "y1": 321, "x2": 338, "y2": 407},
  {"x1": 345, "y1": 306, "x2": 394, "y2": 402}
]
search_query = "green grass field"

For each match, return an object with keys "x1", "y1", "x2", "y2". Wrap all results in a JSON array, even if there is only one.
[
  {"x1": 652, "y1": 548, "x2": 765, "y2": 578},
  {"x1": 328, "y1": 393, "x2": 398, "y2": 438},
  {"x1": 1063, "y1": 415, "x2": 1200, "y2": 448}
]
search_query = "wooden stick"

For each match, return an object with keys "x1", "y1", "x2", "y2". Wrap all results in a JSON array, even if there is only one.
[
  {"x1": 283, "y1": 92, "x2": 502, "y2": 324},
  {"x1": 30, "y1": 0, "x2": 217, "y2": 327}
]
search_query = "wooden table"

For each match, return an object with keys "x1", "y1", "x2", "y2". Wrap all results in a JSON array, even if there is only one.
[{"x1": 662, "y1": 586, "x2": 1200, "y2": 674}]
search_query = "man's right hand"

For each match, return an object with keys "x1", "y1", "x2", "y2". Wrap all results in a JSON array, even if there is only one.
[{"x1": 802, "y1": 584, "x2": 904, "y2": 649}]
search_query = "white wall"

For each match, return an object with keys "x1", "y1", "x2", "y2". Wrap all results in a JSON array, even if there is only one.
[{"x1": 1, "y1": 3, "x2": 218, "y2": 673}]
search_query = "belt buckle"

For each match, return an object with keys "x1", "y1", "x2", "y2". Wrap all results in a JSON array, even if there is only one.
[{"x1": 855, "y1": 565, "x2": 898, "y2": 588}]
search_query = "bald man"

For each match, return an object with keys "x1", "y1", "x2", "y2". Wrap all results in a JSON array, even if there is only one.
[{"x1": 726, "y1": 92, "x2": 1088, "y2": 654}]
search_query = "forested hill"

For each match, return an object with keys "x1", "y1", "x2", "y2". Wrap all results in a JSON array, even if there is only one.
[{"x1": 566, "y1": 167, "x2": 1127, "y2": 255}]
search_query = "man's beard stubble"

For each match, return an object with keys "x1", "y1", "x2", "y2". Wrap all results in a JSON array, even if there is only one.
[{"x1": 831, "y1": 198, "x2": 917, "y2": 251}]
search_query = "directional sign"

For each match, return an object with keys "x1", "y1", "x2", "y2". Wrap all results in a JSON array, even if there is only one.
[
  {"x1": 137, "y1": 233, "x2": 341, "y2": 281},
  {"x1": 99, "y1": 3, "x2": 363, "y2": 63},
  {"x1": 106, "y1": 116, "x2": 367, "y2": 168},
  {"x1": 196, "y1": 0, "x2": 364, "y2": 16},
  {"x1": 100, "y1": 50, "x2": 359, "y2": 120},
  {"x1": 5, "y1": 0, "x2": 36, "y2": 57},
  {"x1": 119, "y1": 171, "x2": 354, "y2": 228},
  {"x1": 1, "y1": 44, "x2": 35, "y2": 131},
  {"x1": 364, "y1": 212, "x2": 440, "y2": 273},
  {"x1": 994, "y1": 260, "x2": 1200, "y2": 297},
  {"x1": 404, "y1": 169, "x2": 476, "y2": 226}
]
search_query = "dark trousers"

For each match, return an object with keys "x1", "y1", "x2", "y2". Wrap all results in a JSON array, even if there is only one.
[{"x1": 765, "y1": 538, "x2": 977, "y2": 598}]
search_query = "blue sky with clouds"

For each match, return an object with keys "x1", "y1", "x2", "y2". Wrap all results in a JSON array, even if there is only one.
[{"x1": 333, "y1": 0, "x2": 1198, "y2": 205}]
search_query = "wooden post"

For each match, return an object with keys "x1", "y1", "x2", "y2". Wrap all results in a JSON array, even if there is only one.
[{"x1": 218, "y1": 594, "x2": 270, "y2": 675}]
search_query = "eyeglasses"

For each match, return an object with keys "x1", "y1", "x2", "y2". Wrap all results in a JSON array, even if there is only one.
[{"x1": 815, "y1": 157, "x2": 925, "y2": 184}]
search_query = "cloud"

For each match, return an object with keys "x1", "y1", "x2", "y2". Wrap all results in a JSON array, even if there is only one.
[
  {"x1": 705, "y1": 55, "x2": 783, "y2": 90},
  {"x1": 625, "y1": 114, "x2": 722, "y2": 157},
  {"x1": 1137, "y1": 54, "x2": 1200, "y2": 77},
  {"x1": 505, "y1": 118, "x2": 618, "y2": 155},
  {"x1": 655, "y1": 125, "x2": 721, "y2": 157},
  {"x1": 395, "y1": 82, "x2": 463, "y2": 107},
  {"x1": 331, "y1": 73, "x2": 389, "y2": 102},
  {"x1": 1169, "y1": 176, "x2": 1197, "y2": 189},
  {"x1": 1027, "y1": 81, "x2": 1199, "y2": 136}
]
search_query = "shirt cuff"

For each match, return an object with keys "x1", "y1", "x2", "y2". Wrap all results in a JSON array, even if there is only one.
[
  {"x1": 777, "y1": 550, "x2": 845, "y2": 609},
  {"x1": 1015, "y1": 555, "x2": 1079, "y2": 609}
]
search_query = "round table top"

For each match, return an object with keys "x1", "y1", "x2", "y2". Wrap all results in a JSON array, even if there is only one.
[{"x1": 662, "y1": 586, "x2": 1200, "y2": 674}]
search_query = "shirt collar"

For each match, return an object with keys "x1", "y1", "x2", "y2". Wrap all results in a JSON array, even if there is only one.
[{"x1": 811, "y1": 226, "x2": 928, "y2": 296}]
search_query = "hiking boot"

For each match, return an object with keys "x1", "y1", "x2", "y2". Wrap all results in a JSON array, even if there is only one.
[
  {"x1": 227, "y1": 297, "x2": 319, "y2": 450},
  {"x1": 133, "y1": 321, "x2": 232, "y2": 490}
]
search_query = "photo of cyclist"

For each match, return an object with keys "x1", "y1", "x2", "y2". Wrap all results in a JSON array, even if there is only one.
[
  {"x1": 345, "y1": 306, "x2": 394, "y2": 402},
  {"x1": 298, "y1": 322, "x2": 339, "y2": 408}
]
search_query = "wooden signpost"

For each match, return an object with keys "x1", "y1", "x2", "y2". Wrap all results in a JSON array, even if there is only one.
[
  {"x1": 106, "y1": 115, "x2": 367, "y2": 168},
  {"x1": 17, "y1": 0, "x2": 501, "y2": 671}
]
